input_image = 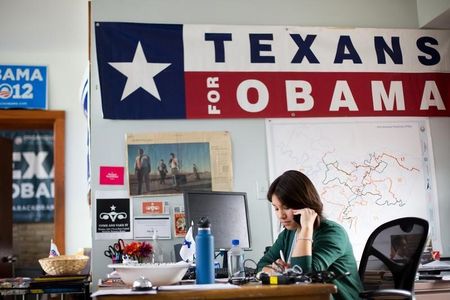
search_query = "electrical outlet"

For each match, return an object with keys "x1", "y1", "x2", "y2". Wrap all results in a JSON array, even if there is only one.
[{"x1": 256, "y1": 180, "x2": 269, "y2": 200}]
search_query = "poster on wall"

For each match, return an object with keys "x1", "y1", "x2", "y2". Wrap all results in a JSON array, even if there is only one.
[
  {"x1": 0, "y1": 130, "x2": 54, "y2": 223},
  {"x1": 0, "y1": 65, "x2": 48, "y2": 109},
  {"x1": 126, "y1": 131, "x2": 232, "y2": 196},
  {"x1": 95, "y1": 190, "x2": 133, "y2": 240},
  {"x1": 95, "y1": 23, "x2": 450, "y2": 119},
  {"x1": 173, "y1": 206, "x2": 187, "y2": 237},
  {"x1": 265, "y1": 117, "x2": 441, "y2": 259}
]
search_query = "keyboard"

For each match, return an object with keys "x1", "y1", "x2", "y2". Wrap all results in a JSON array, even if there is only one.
[
  {"x1": 215, "y1": 267, "x2": 229, "y2": 278},
  {"x1": 182, "y1": 267, "x2": 256, "y2": 280},
  {"x1": 182, "y1": 267, "x2": 228, "y2": 280}
]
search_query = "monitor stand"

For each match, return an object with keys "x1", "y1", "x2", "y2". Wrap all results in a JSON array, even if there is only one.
[{"x1": 218, "y1": 249, "x2": 228, "y2": 269}]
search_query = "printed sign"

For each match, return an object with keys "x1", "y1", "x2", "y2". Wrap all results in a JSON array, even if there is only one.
[
  {"x1": 133, "y1": 216, "x2": 172, "y2": 239},
  {"x1": 0, "y1": 65, "x2": 48, "y2": 109},
  {"x1": 95, "y1": 23, "x2": 450, "y2": 119},
  {"x1": 96, "y1": 197, "x2": 131, "y2": 236},
  {"x1": 142, "y1": 201, "x2": 164, "y2": 214},
  {"x1": 99, "y1": 166, "x2": 125, "y2": 185}
]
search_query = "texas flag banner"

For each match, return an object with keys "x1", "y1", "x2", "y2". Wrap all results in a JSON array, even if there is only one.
[
  {"x1": 96, "y1": 23, "x2": 185, "y2": 119},
  {"x1": 95, "y1": 22, "x2": 450, "y2": 119}
]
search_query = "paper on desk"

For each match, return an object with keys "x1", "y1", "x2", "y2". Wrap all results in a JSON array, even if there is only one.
[
  {"x1": 158, "y1": 283, "x2": 240, "y2": 291},
  {"x1": 442, "y1": 272, "x2": 450, "y2": 281},
  {"x1": 419, "y1": 260, "x2": 450, "y2": 271},
  {"x1": 91, "y1": 288, "x2": 156, "y2": 297}
]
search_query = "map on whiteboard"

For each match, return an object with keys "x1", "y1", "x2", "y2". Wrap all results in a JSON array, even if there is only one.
[{"x1": 266, "y1": 118, "x2": 440, "y2": 259}]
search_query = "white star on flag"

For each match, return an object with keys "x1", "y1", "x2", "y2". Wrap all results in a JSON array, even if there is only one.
[
  {"x1": 109, "y1": 41, "x2": 171, "y2": 101},
  {"x1": 179, "y1": 222, "x2": 196, "y2": 262}
]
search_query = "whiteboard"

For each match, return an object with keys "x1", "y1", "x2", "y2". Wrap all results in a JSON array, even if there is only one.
[{"x1": 266, "y1": 117, "x2": 441, "y2": 260}]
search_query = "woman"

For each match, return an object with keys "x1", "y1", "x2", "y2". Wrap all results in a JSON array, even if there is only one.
[{"x1": 257, "y1": 170, "x2": 362, "y2": 300}]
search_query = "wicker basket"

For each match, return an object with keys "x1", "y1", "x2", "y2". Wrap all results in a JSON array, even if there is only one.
[{"x1": 38, "y1": 255, "x2": 89, "y2": 276}]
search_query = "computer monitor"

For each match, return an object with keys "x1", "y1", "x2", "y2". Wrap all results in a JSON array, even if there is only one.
[{"x1": 183, "y1": 191, "x2": 252, "y2": 251}]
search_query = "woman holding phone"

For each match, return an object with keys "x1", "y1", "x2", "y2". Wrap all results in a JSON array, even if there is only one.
[{"x1": 257, "y1": 170, "x2": 362, "y2": 300}]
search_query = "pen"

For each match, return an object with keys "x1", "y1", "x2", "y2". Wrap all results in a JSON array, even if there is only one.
[{"x1": 279, "y1": 250, "x2": 286, "y2": 263}]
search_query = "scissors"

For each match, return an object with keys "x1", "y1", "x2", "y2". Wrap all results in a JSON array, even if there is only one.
[
  {"x1": 113, "y1": 239, "x2": 126, "y2": 253},
  {"x1": 104, "y1": 245, "x2": 120, "y2": 259}
]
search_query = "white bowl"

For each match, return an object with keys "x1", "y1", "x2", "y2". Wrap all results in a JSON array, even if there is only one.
[{"x1": 108, "y1": 262, "x2": 190, "y2": 286}]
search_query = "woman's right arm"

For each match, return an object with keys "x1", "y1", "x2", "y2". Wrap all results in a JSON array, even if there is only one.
[{"x1": 256, "y1": 230, "x2": 288, "y2": 273}]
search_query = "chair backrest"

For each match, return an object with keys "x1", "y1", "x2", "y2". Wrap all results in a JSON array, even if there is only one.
[{"x1": 358, "y1": 217, "x2": 429, "y2": 292}]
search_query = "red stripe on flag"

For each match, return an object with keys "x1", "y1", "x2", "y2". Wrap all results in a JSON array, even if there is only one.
[{"x1": 185, "y1": 72, "x2": 450, "y2": 118}]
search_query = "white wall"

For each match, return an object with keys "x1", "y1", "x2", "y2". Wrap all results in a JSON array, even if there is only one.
[
  {"x1": 417, "y1": 0, "x2": 450, "y2": 27},
  {"x1": 90, "y1": 0, "x2": 450, "y2": 288},
  {"x1": 93, "y1": 0, "x2": 419, "y2": 28},
  {"x1": 0, "y1": 0, "x2": 91, "y2": 254}
]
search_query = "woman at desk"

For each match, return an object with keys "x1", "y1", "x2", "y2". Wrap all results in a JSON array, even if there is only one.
[{"x1": 257, "y1": 170, "x2": 362, "y2": 300}]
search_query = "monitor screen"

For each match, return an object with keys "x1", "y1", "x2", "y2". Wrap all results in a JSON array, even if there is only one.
[{"x1": 184, "y1": 191, "x2": 251, "y2": 250}]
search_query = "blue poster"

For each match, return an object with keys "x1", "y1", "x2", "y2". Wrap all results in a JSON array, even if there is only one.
[
  {"x1": 0, "y1": 65, "x2": 48, "y2": 109},
  {"x1": 0, "y1": 130, "x2": 54, "y2": 223}
]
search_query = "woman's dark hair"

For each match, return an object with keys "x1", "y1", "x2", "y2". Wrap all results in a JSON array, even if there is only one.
[{"x1": 267, "y1": 170, "x2": 323, "y2": 228}]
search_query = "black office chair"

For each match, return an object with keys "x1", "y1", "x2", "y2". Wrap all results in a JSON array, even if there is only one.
[{"x1": 358, "y1": 217, "x2": 429, "y2": 299}]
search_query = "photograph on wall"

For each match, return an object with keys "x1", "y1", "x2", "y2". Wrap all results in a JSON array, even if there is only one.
[
  {"x1": 126, "y1": 131, "x2": 232, "y2": 196},
  {"x1": 127, "y1": 142, "x2": 212, "y2": 195}
]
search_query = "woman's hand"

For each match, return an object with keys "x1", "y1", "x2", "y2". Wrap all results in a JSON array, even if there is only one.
[
  {"x1": 292, "y1": 208, "x2": 317, "y2": 231},
  {"x1": 262, "y1": 259, "x2": 291, "y2": 275}
]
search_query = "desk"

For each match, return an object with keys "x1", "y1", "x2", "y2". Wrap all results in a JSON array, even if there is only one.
[
  {"x1": 415, "y1": 280, "x2": 450, "y2": 300},
  {"x1": 0, "y1": 275, "x2": 90, "y2": 300},
  {"x1": 93, "y1": 283, "x2": 337, "y2": 300}
]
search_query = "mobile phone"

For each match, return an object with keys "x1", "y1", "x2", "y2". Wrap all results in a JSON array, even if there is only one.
[{"x1": 294, "y1": 214, "x2": 301, "y2": 225}]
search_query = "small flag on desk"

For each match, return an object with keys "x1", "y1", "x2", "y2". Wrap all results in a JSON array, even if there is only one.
[
  {"x1": 179, "y1": 221, "x2": 196, "y2": 262},
  {"x1": 49, "y1": 239, "x2": 60, "y2": 257}
]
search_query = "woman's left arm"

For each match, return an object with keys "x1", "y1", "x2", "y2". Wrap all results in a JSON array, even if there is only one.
[{"x1": 290, "y1": 208, "x2": 316, "y2": 272}]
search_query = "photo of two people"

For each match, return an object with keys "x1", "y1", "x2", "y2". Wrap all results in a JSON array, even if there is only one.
[{"x1": 127, "y1": 142, "x2": 212, "y2": 196}]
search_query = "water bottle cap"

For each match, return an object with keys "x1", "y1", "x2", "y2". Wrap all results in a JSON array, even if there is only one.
[
  {"x1": 232, "y1": 239, "x2": 240, "y2": 246},
  {"x1": 197, "y1": 217, "x2": 211, "y2": 228}
]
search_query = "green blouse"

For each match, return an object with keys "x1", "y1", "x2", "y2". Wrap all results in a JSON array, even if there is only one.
[{"x1": 257, "y1": 219, "x2": 363, "y2": 300}]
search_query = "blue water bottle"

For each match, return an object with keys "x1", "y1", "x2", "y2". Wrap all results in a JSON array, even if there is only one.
[{"x1": 195, "y1": 217, "x2": 215, "y2": 284}]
